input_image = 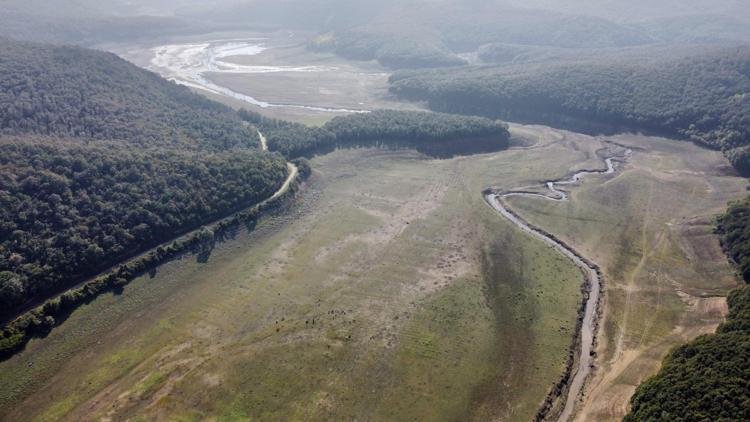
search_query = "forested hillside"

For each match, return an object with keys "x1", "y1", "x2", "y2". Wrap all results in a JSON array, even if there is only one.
[
  {"x1": 0, "y1": 35, "x2": 515, "y2": 358},
  {"x1": 0, "y1": 138, "x2": 286, "y2": 321},
  {"x1": 0, "y1": 38, "x2": 259, "y2": 150},
  {"x1": 0, "y1": 0, "x2": 216, "y2": 45},
  {"x1": 390, "y1": 46, "x2": 750, "y2": 173},
  {"x1": 623, "y1": 200, "x2": 750, "y2": 420},
  {"x1": 0, "y1": 37, "x2": 291, "y2": 325},
  {"x1": 718, "y1": 198, "x2": 750, "y2": 281},
  {"x1": 240, "y1": 109, "x2": 511, "y2": 158},
  {"x1": 305, "y1": 3, "x2": 652, "y2": 69},
  {"x1": 309, "y1": 30, "x2": 467, "y2": 69},
  {"x1": 624, "y1": 285, "x2": 750, "y2": 421}
]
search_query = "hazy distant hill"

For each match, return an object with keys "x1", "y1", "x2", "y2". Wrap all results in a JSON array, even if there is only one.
[
  {"x1": 305, "y1": 1, "x2": 654, "y2": 68},
  {"x1": 196, "y1": 0, "x2": 750, "y2": 69},
  {"x1": 0, "y1": 0, "x2": 213, "y2": 44},
  {"x1": 390, "y1": 46, "x2": 750, "y2": 172},
  {"x1": 634, "y1": 14, "x2": 750, "y2": 44},
  {"x1": 4, "y1": 0, "x2": 749, "y2": 70},
  {"x1": 507, "y1": 0, "x2": 750, "y2": 22}
]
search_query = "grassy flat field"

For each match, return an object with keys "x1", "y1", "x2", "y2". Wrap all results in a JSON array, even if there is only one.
[
  {"x1": 0, "y1": 128, "x2": 591, "y2": 421},
  {"x1": 0, "y1": 126, "x2": 742, "y2": 421},
  {"x1": 505, "y1": 132, "x2": 747, "y2": 420}
]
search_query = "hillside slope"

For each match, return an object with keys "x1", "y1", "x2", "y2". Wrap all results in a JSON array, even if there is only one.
[
  {"x1": 0, "y1": 38, "x2": 287, "y2": 323},
  {"x1": 390, "y1": 46, "x2": 750, "y2": 173},
  {"x1": 0, "y1": 38, "x2": 259, "y2": 150},
  {"x1": 625, "y1": 286, "x2": 750, "y2": 421}
]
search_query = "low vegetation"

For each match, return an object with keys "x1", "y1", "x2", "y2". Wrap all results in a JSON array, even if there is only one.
[
  {"x1": 0, "y1": 37, "x2": 296, "y2": 359},
  {"x1": 390, "y1": 46, "x2": 750, "y2": 174},
  {"x1": 241, "y1": 109, "x2": 511, "y2": 159},
  {"x1": 0, "y1": 37, "x2": 512, "y2": 364},
  {"x1": 624, "y1": 287, "x2": 750, "y2": 421},
  {"x1": 624, "y1": 200, "x2": 750, "y2": 421}
]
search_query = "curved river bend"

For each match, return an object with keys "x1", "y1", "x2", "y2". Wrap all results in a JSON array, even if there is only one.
[
  {"x1": 485, "y1": 146, "x2": 631, "y2": 422},
  {"x1": 148, "y1": 39, "x2": 369, "y2": 114},
  {"x1": 140, "y1": 38, "x2": 630, "y2": 419}
]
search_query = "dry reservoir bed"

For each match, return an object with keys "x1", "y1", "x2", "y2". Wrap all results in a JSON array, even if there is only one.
[{"x1": 0, "y1": 126, "x2": 744, "y2": 421}]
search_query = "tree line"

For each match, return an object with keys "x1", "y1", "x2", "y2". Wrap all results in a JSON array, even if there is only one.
[
  {"x1": 0, "y1": 37, "x2": 289, "y2": 348},
  {"x1": 0, "y1": 137, "x2": 287, "y2": 321},
  {"x1": 240, "y1": 109, "x2": 511, "y2": 159},
  {"x1": 624, "y1": 285, "x2": 750, "y2": 421},
  {"x1": 389, "y1": 46, "x2": 750, "y2": 174},
  {"x1": 623, "y1": 200, "x2": 750, "y2": 420},
  {"x1": 0, "y1": 37, "x2": 510, "y2": 361},
  {"x1": 0, "y1": 156, "x2": 309, "y2": 360},
  {"x1": 308, "y1": 29, "x2": 466, "y2": 69},
  {"x1": 717, "y1": 198, "x2": 750, "y2": 282}
]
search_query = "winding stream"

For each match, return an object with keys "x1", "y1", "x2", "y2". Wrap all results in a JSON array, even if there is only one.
[
  {"x1": 485, "y1": 145, "x2": 631, "y2": 422},
  {"x1": 148, "y1": 39, "x2": 368, "y2": 113},
  {"x1": 135, "y1": 37, "x2": 630, "y2": 419}
]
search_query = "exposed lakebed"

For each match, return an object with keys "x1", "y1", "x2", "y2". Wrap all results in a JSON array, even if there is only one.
[
  {"x1": 141, "y1": 37, "x2": 378, "y2": 114},
  {"x1": 487, "y1": 143, "x2": 631, "y2": 421}
]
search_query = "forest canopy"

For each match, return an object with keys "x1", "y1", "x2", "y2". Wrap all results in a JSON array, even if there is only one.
[
  {"x1": 0, "y1": 38, "x2": 259, "y2": 150},
  {"x1": 717, "y1": 197, "x2": 750, "y2": 283},
  {"x1": 0, "y1": 137, "x2": 287, "y2": 320},
  {"x1": 624, "y1": 286, "x2": 750, "y2": 421},
  {"x1": 624, "y1": 199, "x2": 750, "y2": 421},
  {"x1": 241, "y1": 109, "x2": 511, "y2": 159},
  {"x1": 390, "y1": 46, "x2": 750, "y2": 174},
  {"x1": 0, "y1": 37, "x2": 291, "y2": 323}
]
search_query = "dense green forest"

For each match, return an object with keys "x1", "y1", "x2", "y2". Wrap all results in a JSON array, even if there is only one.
[
  {"x1": 0, "y1": 38, "x2": 259, "y2": 150},
  {"x1": 474, "y1": 43, "x2": 716, "y2": 67},
  {"x1": 0, "y1": 138, "x2": 287, "y2": 320},
  {"x1": 390, "y1": 46, "x2": 750, "y2": 174},
  {"x1": 0, "y1": 36, "x2": 515, "y2": 361},
  {"x1": 718, "y1": 197, "x2": 750, "y2": 281},
  {"x1": 624, "y1": 200, "x2": 750, "y2": 420},
  {"x1": 241, "y1": 109, "x2": 511, "y2": 159},
  {"x1": 309, "y1": 30, "x2": 467, "y2": 69},
  {"x1": 0, "y1": 37, "x2": 291, "y2": 327},
  {"x1": 624, "y1": 286, "x2": 750, "y2": 421}
]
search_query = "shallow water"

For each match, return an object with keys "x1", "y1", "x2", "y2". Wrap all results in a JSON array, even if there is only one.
[
  {"x1": 487, "y1": 148, "x2": 630, "y2": 422},
  {"x1": 148, "y1": 39, "x2": 367, "y2": 113}
]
